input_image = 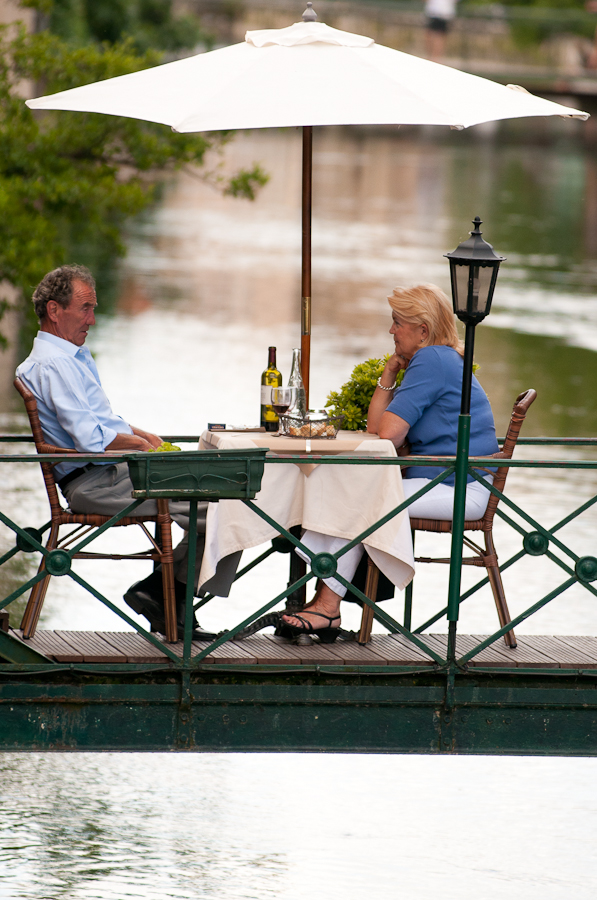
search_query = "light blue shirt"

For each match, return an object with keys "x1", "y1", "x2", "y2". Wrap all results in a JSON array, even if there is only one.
[{"x1": 16, "y1": 332, "x2": 133, "y2": 478}]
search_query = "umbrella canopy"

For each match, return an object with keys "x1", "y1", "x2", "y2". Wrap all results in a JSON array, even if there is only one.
[
  {"x1": 26, "y1": 19, "x2": 587, "y2": 131},
  {"x1": 26, "y1": 12, "x2": 589, "y2": 402}
]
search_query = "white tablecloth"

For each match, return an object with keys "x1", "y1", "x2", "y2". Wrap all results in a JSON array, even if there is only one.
[{"x1": 197, "y1": 430, "x2": 415, "y2": 593}]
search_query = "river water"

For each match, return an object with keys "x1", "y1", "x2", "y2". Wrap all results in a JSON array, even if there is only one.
[{"x1": 2, "y1": 122, "x2": 597, "y2": 898}]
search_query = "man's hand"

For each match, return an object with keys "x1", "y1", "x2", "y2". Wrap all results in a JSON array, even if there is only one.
[
  {"x1": 131, "y1": 427, "x2": 163, "y2": 449},
  {"x1": 105, "y1": 432, "x2": 156, "y2": 452}
]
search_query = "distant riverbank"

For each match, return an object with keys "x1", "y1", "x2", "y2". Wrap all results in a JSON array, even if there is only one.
[{"x1": 188, "y1": 0, "x2": 597, "y2": 76}]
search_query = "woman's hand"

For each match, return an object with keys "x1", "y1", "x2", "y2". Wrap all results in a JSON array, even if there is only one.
[
  {"x1": 366, "y1": 350, "x2": 410, "y2": 435},
  {"x1": 384, "y1": 350, "x2": 408, "y2": 379},
  {"x1": 367, "y1": 360, "x2": 403, "y2": 437}
]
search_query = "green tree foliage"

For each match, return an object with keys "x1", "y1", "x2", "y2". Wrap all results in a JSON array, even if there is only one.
[
  {"x1": 28, "y1": 0, "x2": 213, "y2": 53},
  {"x1": 465, "y1": 0, "x2": 596, "y2": 47},
  {"x1": 0, "y1": 14, "x2": 268, "y2": 349}
]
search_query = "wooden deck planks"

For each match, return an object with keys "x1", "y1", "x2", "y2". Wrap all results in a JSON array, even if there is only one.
[
  {"x1": 558, "y1": 635, "x2": 597, "y2": 664},
  {"x1": 192, "y1": 639, "x2": 257, "y2": 665},
  {"x1": 321, "y1": 640, "x2": 389, "y2": 666},
  {"x1": 422, "y1": 634, "x2": 521, "y2": 667},
  {"x1": 54, "y1": 630, "x2": 129, "y2": 663},
  {"x1": 98, "y1": 631, "x2": 170, "y2": 664},
  {"x1": 264, "y1": 638, "x2": 347, "y2": 665},
  {"x1": 7, "y1": 630, "x2": 597, "y2": 668},
  {"x1": 10, "y1": 628, "x2": 85, "y2": 663},
  {"x1": 243, "y1": 636, "x2": 302, "y2": 665},
  {"x1": 519, "y1": 635, "x2": 597, "y2": 669},
  {"x1": 379, "y1": 634, "x2": 437, "y2": 665},
  {"x1": 470, "y1": 634, "x2": 559, "y2": 669}
]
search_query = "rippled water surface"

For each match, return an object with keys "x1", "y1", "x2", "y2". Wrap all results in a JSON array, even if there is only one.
[
  {"x1": 2, "y1": 123, "x2": 597, "y2": 897},
  {"x1": 2, "y1": 753, "x2": 597, "y2": 900}
]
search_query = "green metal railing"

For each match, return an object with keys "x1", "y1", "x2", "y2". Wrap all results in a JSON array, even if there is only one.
[{"x1": 0, "y1": 433, "x2": 597, "y2": 680}]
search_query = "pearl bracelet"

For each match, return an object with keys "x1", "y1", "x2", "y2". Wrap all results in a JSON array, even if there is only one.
[{"x1": 376, "y1": 377, "x2": 395, "y2": 392}]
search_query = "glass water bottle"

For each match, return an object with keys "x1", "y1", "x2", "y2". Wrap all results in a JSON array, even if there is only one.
[{"x1": 287, "y1": 348, "x2": 307, "y2": 418}]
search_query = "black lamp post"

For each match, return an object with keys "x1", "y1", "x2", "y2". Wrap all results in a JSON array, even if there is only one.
[
  {"x1": 445, "y1": 216, "x2": 505, "y2": 415},
  {"x1": 444, "y1": 217, "x2": 505, "y2": 658}
]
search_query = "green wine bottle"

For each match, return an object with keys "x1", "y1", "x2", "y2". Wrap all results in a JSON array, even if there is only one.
[{"x1": 260, "y1": 346, "x2": 282, "y2": 432}]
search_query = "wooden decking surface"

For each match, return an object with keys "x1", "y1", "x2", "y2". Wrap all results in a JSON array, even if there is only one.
[{"x1": 9, "y1": 629, "x2": 597, "y2": 668}]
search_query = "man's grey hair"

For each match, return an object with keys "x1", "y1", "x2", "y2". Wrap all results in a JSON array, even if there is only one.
[{"x1": 32, "y1": 265, "x2": 96, "y2": 321}]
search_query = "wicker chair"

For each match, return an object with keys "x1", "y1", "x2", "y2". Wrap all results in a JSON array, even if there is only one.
[
  {"x1": 14, "y1": 377, "x2": 177, "y2": 641},
  {"x1": 358, "y1": 389, "x2": 537, "y2": 648}
]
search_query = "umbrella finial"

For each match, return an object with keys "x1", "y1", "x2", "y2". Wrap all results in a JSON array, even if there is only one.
[{"x1": 302, "y1": 3, "x2": 318, "y2": 22}]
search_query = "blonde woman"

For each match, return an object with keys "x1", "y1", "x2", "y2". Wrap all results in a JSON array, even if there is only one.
[{"x1": 281, "y1": 283, "x2": 498, "y2": 641}]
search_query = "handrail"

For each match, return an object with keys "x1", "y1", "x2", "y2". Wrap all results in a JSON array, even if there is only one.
[
  {"x1": 1, "y1": 451, "x2": 597, "y2": 469},
  {"x1": 0, "y1": 445, "x2": 596, "y2": 675}
]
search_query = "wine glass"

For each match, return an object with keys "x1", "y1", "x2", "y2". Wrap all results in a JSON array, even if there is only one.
[{"x1": 271, "y1": 386, "x2": 297, "y2": 419}]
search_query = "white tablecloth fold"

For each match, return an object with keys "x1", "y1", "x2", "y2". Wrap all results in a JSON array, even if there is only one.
[{"x1": 197, "y1": 432, "x2": 414, "y2": 592}]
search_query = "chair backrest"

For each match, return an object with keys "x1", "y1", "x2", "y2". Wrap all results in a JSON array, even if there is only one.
[
  {"x1": 14, "y1": 377, "x2": 77, "y2": 515},
  {"x1": 482, "y1": 388, "x2": 537, "y2": 529}
]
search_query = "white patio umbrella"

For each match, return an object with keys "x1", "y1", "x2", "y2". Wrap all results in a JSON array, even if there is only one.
[{"x1": 26, "y1": 3, "x2": 588, "y2": 401}]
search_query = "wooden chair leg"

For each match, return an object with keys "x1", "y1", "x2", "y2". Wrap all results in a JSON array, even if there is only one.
[
  {"x1": 157, "y1": 499, "x2": 177, "y2": 643},
  {"x1": 20, "y1": 522, "x2": 59, "y2": 639},
  {"x1": 484, "y1": 531, "x2": 517, "y2": 649},
  {"x1": 358, "y1": 556, "x2": 380, "y2": 645}
]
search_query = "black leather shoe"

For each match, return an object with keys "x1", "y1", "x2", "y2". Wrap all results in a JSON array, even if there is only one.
[
  {"x1": 187, "y1": 625, "x2": 219, "y2": 641},
  {"x1": 123, "y1": 581, "x2": 165, "y2": 624},
  {"x1": 175, "y1": 596, "x2": 218, "y2": 640},
  {"x1": 125, "y1": 577, "x2": 218, "y2": 640},
  {"x1": 148, "y1": 621, "x2": 219, "y2": 641}
]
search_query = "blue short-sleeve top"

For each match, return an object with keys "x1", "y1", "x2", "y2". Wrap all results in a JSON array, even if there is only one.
[{"x1": 385, "y1": 344, "x2": 499, "y2": 484}]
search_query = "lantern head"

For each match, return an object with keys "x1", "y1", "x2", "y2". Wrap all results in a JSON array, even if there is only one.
[{"x1": 445, "y1": 217, "x2": 505, "y2": 325}]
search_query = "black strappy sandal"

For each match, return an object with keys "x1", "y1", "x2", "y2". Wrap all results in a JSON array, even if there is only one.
[{"x1": 277, "y1": 611, "x2": 341, "y2": 643}]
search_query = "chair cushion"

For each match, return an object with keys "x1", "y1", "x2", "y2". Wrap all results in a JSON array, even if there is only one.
[{"x1": 409, "y1": 517, "x2": 485, "y2": 533}]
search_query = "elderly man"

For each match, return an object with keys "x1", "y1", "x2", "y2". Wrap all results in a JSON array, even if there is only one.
[{"x1": 16, "y1": 264, "x2": 238, "y2": 638}]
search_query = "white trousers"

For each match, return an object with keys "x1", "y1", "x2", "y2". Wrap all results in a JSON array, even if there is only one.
[
  {"x1": 402, "y1": 475, "x2": 493, "y2": 520},
  {"x1": 298, "y1": 477, "x2": 492, "y2": 597}
]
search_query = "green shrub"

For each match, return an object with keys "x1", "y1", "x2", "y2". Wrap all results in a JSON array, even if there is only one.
[
  {"x1": 325, "y1": 355, "x2": 405, "y2": 431},
  {"x1": 325, "y1": 354, "x2": 478, "y2": 431}
]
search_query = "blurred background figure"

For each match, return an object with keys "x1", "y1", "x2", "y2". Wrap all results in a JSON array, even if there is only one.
[
  {"x1": 585, "y1": 0, "x2": 597, "y2": 68},
  {"x1": 424, "y1": 0, "x2": 459, "y2": 61}
]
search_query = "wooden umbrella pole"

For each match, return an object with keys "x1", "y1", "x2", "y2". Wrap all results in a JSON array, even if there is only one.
[{"x1": 301, "y1": 124, "x2": 312, "y2": 408}]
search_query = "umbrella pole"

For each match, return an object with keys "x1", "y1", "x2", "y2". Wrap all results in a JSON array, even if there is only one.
[{"x1": 301, "y1": 124, "x2": 312, "y2": 408}]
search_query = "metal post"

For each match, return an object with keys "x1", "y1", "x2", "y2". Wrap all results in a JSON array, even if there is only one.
[
  {"x1": 301, "y1": 124, "x2": 312, "y2": 408},
  {"x1": 446, "y1": 323, "x2": 476, "y2": 661},
  {"x1": 183, "y1": 499, "x2": 198, "y2": 666},
  {"x1": 460, "y1": 322, "x2": 476, "y2": 416},
  {"x1": 404, "y1": 530, "x2": 414, "y2": 630},
  {"x1": 285, "y1": 525, "x2": 306, "y2": 612}
]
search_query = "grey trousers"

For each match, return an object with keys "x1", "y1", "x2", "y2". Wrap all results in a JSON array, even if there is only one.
[{"x1": 62, "y1": 462, "x2": 240, "y2": 596}]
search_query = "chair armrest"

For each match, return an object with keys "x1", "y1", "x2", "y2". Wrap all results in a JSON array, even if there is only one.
[{"x1": 39, "y1": 443, "x2": 78, "y2": 455}]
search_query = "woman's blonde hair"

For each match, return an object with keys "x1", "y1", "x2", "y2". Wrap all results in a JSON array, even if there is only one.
[{"x1": 387, "y1": 284, "x2": 464, "y2": 357}]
